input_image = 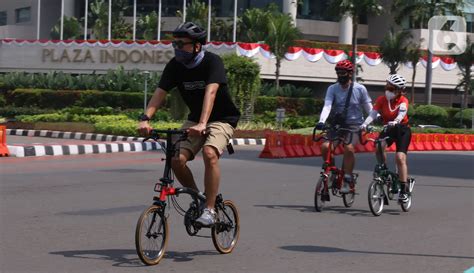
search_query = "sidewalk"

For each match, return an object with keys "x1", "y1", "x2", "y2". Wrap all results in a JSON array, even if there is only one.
[{"x1": 5, "y1": 129, "x2": 266, "y2": 157}]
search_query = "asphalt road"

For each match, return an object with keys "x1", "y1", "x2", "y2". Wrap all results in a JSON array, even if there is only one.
[{"x1": 1, "y1": 143, "x2": 473, "y2": 273}]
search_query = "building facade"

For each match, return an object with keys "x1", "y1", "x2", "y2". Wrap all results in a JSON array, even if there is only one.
[{"x1": 0, "y1": 0, "x2": 472, "y2": 106}]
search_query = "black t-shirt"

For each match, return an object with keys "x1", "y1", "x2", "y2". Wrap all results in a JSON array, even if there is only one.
[{"x1": 158, "y1": 51, "x2": 240, "y2": 128}]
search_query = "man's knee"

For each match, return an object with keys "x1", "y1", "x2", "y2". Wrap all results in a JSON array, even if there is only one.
[
  {"x1": 171, "y1": 153, "x2": 188, "y2": 169},
  {"x1": 344, "y1": 144, "x2": 355, "y2": 153},
  {"x1": 202, "y1": 146, "x2": 219, "y2": 165}
]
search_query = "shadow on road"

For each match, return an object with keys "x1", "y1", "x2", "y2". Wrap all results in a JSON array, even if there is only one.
[
  {"x1": 280, "y1": 245, "x2": 474, "y2": 260},
  {"x1": 255, "y1": 204, "x2": 404, "y2": 217},
  {"x1": 50, "y1": 248, "x2": 219, "y2": 267}
]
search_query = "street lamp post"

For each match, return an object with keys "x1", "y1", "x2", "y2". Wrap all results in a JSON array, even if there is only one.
[{"x1": 143, "y1": 71, "x2": 150, "y2": 112}]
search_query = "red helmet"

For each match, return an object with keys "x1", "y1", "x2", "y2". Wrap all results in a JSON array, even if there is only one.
[{"x1": 335, "y1": 60, "x2": 354, "y2": 72}]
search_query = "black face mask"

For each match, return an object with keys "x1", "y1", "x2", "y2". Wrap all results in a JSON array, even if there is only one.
[{"x1": 337, "y1": 75, "x2": 350, "y2": 85}]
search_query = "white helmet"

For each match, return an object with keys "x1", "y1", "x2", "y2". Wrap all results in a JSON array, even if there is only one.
[{"x1": 386, "y1": 74, "x2": 406, "y2": 89}]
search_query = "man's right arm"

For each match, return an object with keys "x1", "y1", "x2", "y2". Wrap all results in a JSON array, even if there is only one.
[
  {"x1": 138, "y1": 88, "x2": 168, "y2": 135},
  {"x1": 144, "y1": 88, "x2": 168, "y2": 118},
  {"x1": 318, "y1": 86, "x2": 334, "y2": 123}
]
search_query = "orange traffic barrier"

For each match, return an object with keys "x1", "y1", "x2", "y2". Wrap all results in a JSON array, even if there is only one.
[
  {"x1": 0, "y1": 125, "x2": 10, "y2": 157},
  {"x1": 419, "y1": 134, "x2": 433, "y2": 151},
  {"x1": 440, "y1": 134, "x2": 454, "y2": 150},
  {"x1": 291, "y1": 134, "x2": 307, "y2": 157},
  {"x1": 430, "y1": 134, "x2": 443, "y2": 150},
  {"x1": 303, "y1": 135, "x2": 315, "y2": 156},
  {"x1": 461, "y1": 134, "x2": 472, "y2": 150},
  {"x1": 449, "y1": 134, "x2": 464, "y2": 150},
  {"x1": 411, "y1": 134, "x2": 424, "y2": 151},
  {"x1": 282, "y1": 134, "x2": 297, "y2": 158},
  {"x1": 259, "y1": 131, "x2": 287, "y2": 158},
  {"x1": 311, "y1": 137, "x2": 322, "y2": 156}
]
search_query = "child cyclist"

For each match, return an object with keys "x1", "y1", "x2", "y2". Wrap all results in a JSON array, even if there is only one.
[{"x1": 360, "y1": 74, "x2": 411, "y2": 202}]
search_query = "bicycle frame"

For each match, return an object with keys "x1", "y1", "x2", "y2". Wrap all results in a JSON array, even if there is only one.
[
  {"x1": 143, "y1": 129, "x2": 206, "y2": 209},
  {"x1": 313, "y1": 126, "x2": 359, "y2": 194}
]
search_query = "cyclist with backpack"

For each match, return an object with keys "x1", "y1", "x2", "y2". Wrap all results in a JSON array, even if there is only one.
[
  {"x1": 360, "y1": 74, "x2": 411, "y2": 202},
  {"x1": 138, "y1": 22, "x2": 240, "y2": 226},
  {"x1": 315, "y1": 60, "x2": 373, "y2": 193}
]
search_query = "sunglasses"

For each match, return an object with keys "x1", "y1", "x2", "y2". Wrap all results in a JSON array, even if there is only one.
[
  {"x1": 385, "y1": 84, "x2": 397, "y2": 91},
  {"x1": 172, "y1": 40, "x2": 194, "y2": 49},
  {"x1": 335, "y1": 70, "x2": 349, "y2": 76}
]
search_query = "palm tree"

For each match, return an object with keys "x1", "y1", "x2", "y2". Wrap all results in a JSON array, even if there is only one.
[
  {"x1": 50, "y1": 16, "x2": 81, "y2": 40},
  {"x1": 176, "y1": 1, "x2": 208, "y2": 30},
  {"x1": 328, "y1": 0, "x2": 383, "y2": 81},
  {"x1": 241, "y1": 4, "x2": 279, "y2": 43},
  {"x1": 138, "y1": 11, "x2": 158, "y2": 40},
  {"x1": 454, "y1": 38, "x2": 473, "y2": 110},
  {"x1": 89, "y1": 0, "x2": 108, "y2": 39},
  {"x1": 392, "y1": 0, "x2": 464, "y2": 105},
  {"x1": 379, "y1": 29, "x2": 412, "y2": 74},
  {"x1": 406, "y1": 40, "x2": 423, "y2": 104},
  {"x1": 265, "y1": 13, "x2": 301, "y2": 90}
]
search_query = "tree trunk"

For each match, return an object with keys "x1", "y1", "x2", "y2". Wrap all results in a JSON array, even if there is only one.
[
  {"x1": 275, "y1": 57, "x2": 281, "y2": 90},
  {"x1": 351, "y1": 19, "x2": 358, "y2": 82},
  {"x1": 411, "y1": 64, "x2": 417, "y2": 104}
]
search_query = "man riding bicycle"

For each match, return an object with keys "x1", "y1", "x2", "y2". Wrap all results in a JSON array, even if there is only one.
[
  {"x1": 315, "y1": 60, "x2": 373, "y2": 193},
  {"x1": 360, "y1": 74, "x2": 411, "y2": 202},
  {"x1": 138, "y1": 22, "x2": 240, "y2": 226}
]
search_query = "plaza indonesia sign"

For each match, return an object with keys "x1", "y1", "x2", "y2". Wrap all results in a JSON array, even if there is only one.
[{"x1": 41, "y1": 48, "x2": 174, "y2": 64}]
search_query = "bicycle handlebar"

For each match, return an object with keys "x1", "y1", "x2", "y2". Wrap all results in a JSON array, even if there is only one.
[{"x1": 142, "y1": 129, "x2": 188, "y2": 142}]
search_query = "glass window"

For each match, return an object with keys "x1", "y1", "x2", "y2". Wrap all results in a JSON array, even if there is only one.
[
  {"x1": 466, "y1": 13, "x2": 473, "y2": 33},
  {"x1": 297, "y1": 0, "x2": 335, "y2": 22},
  {"x1": 0, "y1": 11, "x2": 6, "y2": 26},
  {"x1": 15, "y1": 7, "x2": 31, "y2": 23}
]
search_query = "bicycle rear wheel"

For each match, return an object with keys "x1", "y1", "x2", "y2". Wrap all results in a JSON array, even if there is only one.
[
  {"x1": 314, "y1": 176, "x2": 327, "y2": 212},
  {"x1": 212, "y1": 200, "x2": 240, "y2": 254},
  {"x1": 342, "y1": 187, "x2": 355, "y2": 207},
  {"x1": 135, "y1": 205, "x2": 168, "y2": 265},
  {"x1": 368, "y1": 181, "x2": 384, "y2": 216}
]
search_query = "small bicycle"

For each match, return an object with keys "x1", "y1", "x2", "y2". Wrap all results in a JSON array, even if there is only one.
[
  {"x1": 366, "y1": 126, "x2": 416, "y2": 216},
  {"x1": 135, "y1": 129, "x2": 240, "y2": 266},
  {"x1": 312, "y1": 125, "x2": 360, "y2": 212}
]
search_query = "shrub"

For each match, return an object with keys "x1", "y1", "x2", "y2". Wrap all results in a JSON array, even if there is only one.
[
  {"x1": 254, "y1": 96, "x2": 323, "y2": 115},
  {"x1": 0, "y1": 106, "x2": 54, "y2": 117},
  {"x1": 260, "y1": 82, "x2": 313, "y2": 97},
  {"x1": 7, "y1": 89, "x2": 152, "y2": 109},
  {"x1": 222, "y1": 54, "x2": 261, "y2": 121},
  {"x1": 453, "y1": 108, "x2": 473, "y2": 128},
  {"x1": 411, "y1": 105, "x2": 449, "y2": 126}
]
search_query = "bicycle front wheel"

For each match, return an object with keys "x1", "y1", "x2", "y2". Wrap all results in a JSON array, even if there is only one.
[
  {"x1": 135, "y1": 205, "x2": 168, "y2": 265},
  {"x1": 314, "y1": 176, "x2": 327, "y2": 212},
  {"x1": 212, "y1": 200, "x2": 240, "y2": 254},
  {"x1": 368, "y1": 181, "x2": 384, "y2": 216}
]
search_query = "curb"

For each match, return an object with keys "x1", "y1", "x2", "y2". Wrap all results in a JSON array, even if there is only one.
[{"x1": 6, "y1": 129, "x2": 266, "y2": 158}]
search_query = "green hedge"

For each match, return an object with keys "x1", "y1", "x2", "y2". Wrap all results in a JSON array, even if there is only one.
[
  {"x1": 410, "y1": 105, "x2": 449, "y2": 127},
  {"x1": 6, "y1": 89, "x2": 152, "y2": 109},
  {"x1": 255, "y1": 96, "x2": 323, "y2": 115}
]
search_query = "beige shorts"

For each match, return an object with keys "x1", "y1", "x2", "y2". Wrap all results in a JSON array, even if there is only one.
[{"x1": 179, "y1": 120, "x2": 235, "y2": 160}]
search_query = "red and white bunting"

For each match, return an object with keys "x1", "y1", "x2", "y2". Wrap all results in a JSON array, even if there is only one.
[
  {"x1": 364, "y1": 52, "x2": 382, "y2": 66},
  {"x1": 285, "y1": 47, "x2": 303, "y2": 61},
  {"x1": 439, "y1": 57, "x2": 457, "y2": 71},
  {"x1": 236, "y1": 42, "x2": 260, "y2": 57},
  {"x1": 301, "y1": 48, "x2": 324, "y2": 62},
  {"x1": 323, "y1": 49, "x2": 346, "y2": 64},
  {"x1": 421, "y1": 56, "x2": 440, "y2": 69},
  {"x1": 0, "y1": 39, "x2": 463, "y2": 71}
]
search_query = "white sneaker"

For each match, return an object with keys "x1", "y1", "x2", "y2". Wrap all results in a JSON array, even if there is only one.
[
  {"x1": 340, "y1": 182, "x2": 350, "y2": 194},
  {"x1": 196, "y1": 208, "x2": 217, "y2": 226}
]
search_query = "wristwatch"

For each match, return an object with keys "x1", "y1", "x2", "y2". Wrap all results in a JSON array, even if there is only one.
[{"x1": 138, "y1": 113, "x2": 151, "y2": 122}]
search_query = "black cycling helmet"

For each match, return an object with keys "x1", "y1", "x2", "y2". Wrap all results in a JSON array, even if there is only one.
[{"x1": 172, "y1": 22, "x2": 207, "y2": 45}]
